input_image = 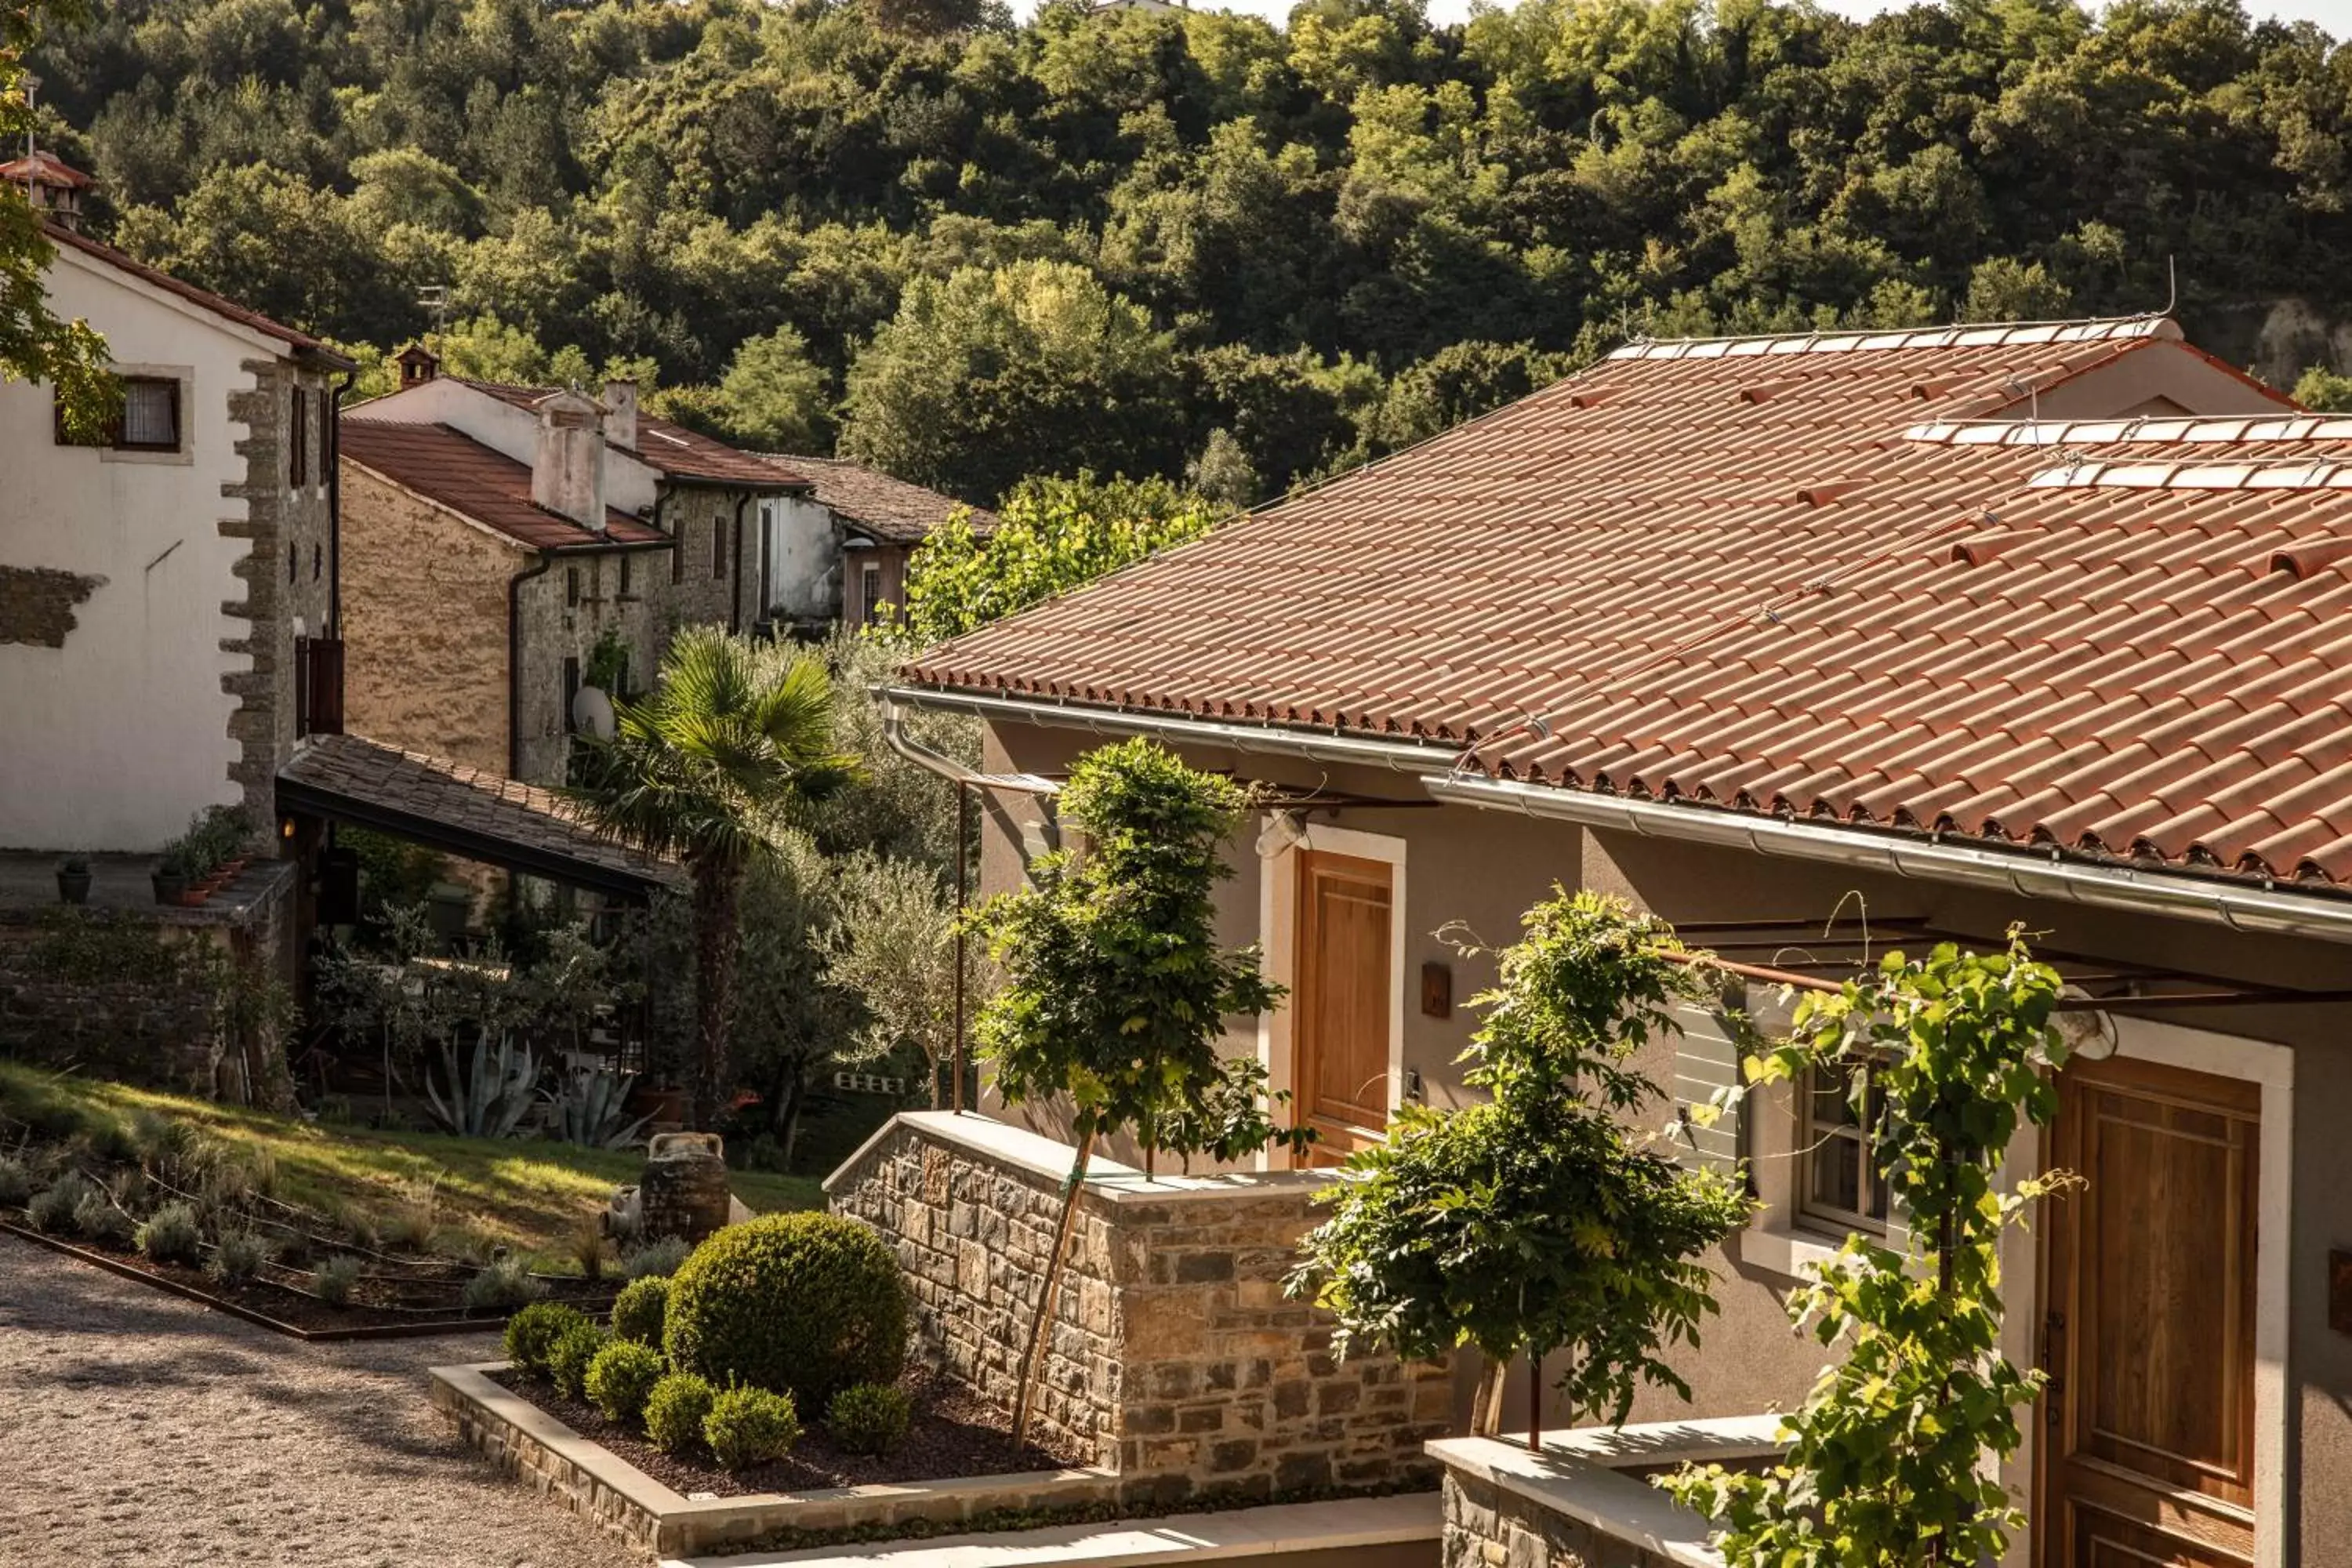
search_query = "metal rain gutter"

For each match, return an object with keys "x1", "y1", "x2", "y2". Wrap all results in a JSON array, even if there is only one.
[
  {"x1": 879, "y1": 684, "x2": 1458, "y2": 778},
  {"x1": 877, "y1": 694, "x2": 1060, "y2": 798},
  {"x1": 1424, "y1": 772, "x2": 2352, "y2": 946}
]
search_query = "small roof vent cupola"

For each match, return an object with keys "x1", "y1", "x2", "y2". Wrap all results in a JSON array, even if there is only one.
[
  {"x1": 1, "y1": 148, "x2": 92, "y2": 232},
  {"x1": 396, "y1": 343, "x2": 441, "y2": 387}
]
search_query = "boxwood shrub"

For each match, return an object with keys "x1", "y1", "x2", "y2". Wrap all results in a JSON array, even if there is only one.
[
  {"x1": 609, "y1": 1275, "x2": 669, "y2": 1345},
  {"x1": 644, "y1": 1370, "x2": 717, "y2": 1454},
  {"x1": 826, "y1": 1382, "x2": 913, "y2": 1456},
  {"x1": 549, "y1": 1322, "x2": 610, "y2": 1401},
  {"x1": 584, "y1": 1339, "x2": 666, "y2": 1426},
  {"x1": 664, "y1": 1212, "x2": 908, "y2": 1407},
  {"x1": 704, "y1": 1385, "x2": 800, "y2": 1471},
  {"x1": 504, "y1": 1301, "x2": 589, "y2": 1377}
]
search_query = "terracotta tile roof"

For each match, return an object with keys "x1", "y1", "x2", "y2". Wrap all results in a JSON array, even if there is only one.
[
  {"x1": 455, "y1": 379, "x2": 803, "y2": 488},
  {"x1": 5, "y1": 151, "x2": 92, "y2": 190},
  {"x1": 898, "y1": 319, "x2": 2352, "y2": 888},
  {"x1": 41, "y1": 220, "x2": 351, "y2": 366},
  {"x1": 279, "y1": 735, "x2": 683, "y2": 894},
  {"x1": 340, "y1": 419, "x2": 666, "y2": 552},
  {"x1": 756, "y1": 454, "x2": 996, "y2": 543}
]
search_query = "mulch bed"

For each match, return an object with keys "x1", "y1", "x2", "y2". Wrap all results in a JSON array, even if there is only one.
[
  {"x1": 1, "y1": 1219, "x2": 619, "y2": 1339},
  {"x1": 492, "y1": 1367, "x2": 1094, "y2": 1497}
]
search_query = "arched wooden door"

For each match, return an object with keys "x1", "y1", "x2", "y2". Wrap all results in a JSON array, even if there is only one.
[
  {"x1": 1290, "y1": 850, "x2": 1393, "y2": 1163},
  {"x1": 2038, "y1": 1053, "x2": 2259, "y2": 1567}
]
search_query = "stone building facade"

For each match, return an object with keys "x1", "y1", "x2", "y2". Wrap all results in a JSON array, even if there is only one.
[
  {"x1": 339, "y1": 353, "x2": 806, "y2": 787},
  {"x1": 826, "y1": 1112, "x2": 1452, "y2": 1507}
]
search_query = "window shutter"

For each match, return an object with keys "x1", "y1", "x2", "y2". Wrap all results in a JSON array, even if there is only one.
[
  {"x1": 1668, "y1": 999, "x2": 1747, "y2": 1181},
  {"x1": 290, "y1": 387, "x2": 307, "y2": 487}
]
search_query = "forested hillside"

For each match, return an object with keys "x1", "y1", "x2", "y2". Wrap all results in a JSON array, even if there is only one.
[{"x1": 27, "y1": 0, "x2": 2352, "y2": 503}]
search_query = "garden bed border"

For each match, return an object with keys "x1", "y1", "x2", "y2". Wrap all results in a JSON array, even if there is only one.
[
  {"x1": 430, "y1": 1360, "x2": 1126, "y2": 1559},
  {"x1": 0, "y1": 1219, "x2": 510, "y2": 1341}
]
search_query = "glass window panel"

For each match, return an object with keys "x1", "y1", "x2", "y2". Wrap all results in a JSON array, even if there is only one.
[{"x1": 122, "y1": 380, "x2": 176, "y2": 448}]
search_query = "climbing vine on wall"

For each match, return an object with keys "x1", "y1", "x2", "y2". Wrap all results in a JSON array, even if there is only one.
[{"x1": 1664, "y1": 930, "x2": 2073, "y2": 1566}]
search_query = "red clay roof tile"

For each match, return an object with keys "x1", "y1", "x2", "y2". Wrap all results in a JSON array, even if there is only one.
[
  {"x1": 902, "y1": 318, "x2": 2352, "y2": 889},
  {"x1": 341, "y1": 419, "x2": 666, "y2": 552}
]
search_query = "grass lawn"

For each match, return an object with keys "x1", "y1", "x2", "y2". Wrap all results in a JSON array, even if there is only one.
[{"x1": 0, "y1": 1061, "x2": 822, "y2": 1258}]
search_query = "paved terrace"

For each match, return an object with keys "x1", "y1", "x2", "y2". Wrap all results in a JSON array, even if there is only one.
[{"x1": 0, "y1": 1234, "x2": 633, "y2": 1566}]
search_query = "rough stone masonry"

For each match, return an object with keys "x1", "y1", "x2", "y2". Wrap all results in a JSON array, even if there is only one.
[{"x1": 827, "y1": 1113, "x2": 1454, "y2": 1506}]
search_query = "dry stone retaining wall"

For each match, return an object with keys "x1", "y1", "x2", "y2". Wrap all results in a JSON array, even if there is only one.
[{"x1": 826, "y1": 1112, "x2": 1453, "y2": 1507}]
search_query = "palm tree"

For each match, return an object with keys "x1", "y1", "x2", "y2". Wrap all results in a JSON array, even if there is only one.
[{"x1": 568, "y1": 626, "x2": 855, "y2": 1131}]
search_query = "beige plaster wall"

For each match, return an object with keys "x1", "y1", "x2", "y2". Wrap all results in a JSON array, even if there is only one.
[{"x1": 969, "y1": 711, "x2": 2352, "y2": 1559}]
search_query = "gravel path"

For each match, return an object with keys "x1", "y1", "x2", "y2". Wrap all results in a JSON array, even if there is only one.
[{"x1": 0, "y1": 1234, "x2": 640, "y2": 1568}]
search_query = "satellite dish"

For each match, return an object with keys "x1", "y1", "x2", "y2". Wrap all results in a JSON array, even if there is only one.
[{"x1": 572, "y1": 684, "x2": 616, "y2": 741}]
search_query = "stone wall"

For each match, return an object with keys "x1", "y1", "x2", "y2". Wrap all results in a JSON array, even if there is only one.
[
  {"x1": 1428, "y1": 1422, "x2": 1785, "y2": 1568},
  {"x1": 0, "y1": 862, "x2": 296, "y2": 1096},
  {"x1": 826, "y1": 1112, "x2": 1453, "y2": 1507}
]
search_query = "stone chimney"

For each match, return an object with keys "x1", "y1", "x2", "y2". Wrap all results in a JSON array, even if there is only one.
[
  {"x1": 603, "y1": 378, "x2": 640, "y2": 451},
  {"x1": 532, "y1": 388, "x2": 607, "y2": 532}
]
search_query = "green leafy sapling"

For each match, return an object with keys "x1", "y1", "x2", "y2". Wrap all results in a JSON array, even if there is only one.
[
  {"x1": 964, "y1": 736, "x2": 1284, "y2": 1444},
  {"x1": 1290, "y1": 889, "x2": 1751, "y2": 1443}
]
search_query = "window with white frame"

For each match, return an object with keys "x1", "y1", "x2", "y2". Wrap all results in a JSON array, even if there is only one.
[{"x1": 1799, "y1": 1061, "x2": 1889, "y2": 1235}]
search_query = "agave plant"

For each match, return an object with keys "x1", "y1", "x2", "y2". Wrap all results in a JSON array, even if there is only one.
[
  {"x1": 546, "y1": 1066, "x2": 650, "y2": 1150},
  {"x1": 424, "y1": 1033, "x2": 540, "y2": 1138}
]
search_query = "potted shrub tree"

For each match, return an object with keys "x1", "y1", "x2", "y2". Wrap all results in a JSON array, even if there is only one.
[
  {"x1": 56, "y1": 856, "x2": 92, "y2": 906},
  {"x1": 151, "y1": 842, "x2": 191, "y2": 906},
  {"x1": 1289, "y1": 890, "x2": 1751, "y2": 1446},
  {"x1": 963, "y1": 736, "x2": 1294, "y2": 1446}
]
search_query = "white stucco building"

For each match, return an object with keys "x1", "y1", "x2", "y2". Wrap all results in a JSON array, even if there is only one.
[{"x1": 0, "y1": 220, "x2": 350, "y2": 853}]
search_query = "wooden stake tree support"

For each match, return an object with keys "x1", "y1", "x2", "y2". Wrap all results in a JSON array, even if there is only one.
[{"x1": 960, "y1": 738, "x2": 1283, "y2": 1451}]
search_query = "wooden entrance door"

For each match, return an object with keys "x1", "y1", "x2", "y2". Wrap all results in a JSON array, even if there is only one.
[
  {"x1": 2038, "y1": 1054, "x2": 2259, "y2": 1567},
  {"x1": 1291, "y1": 850, "x2": 1393, "y2": 1162}
]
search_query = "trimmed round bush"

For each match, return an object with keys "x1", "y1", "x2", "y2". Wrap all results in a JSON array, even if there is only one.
[
  {"x1": 584, "y1": 1338, "x2": 666, "y2": 1427},
  {"x1": 548, "y1": 1322, "x2": 610, "y2": 1401},
  {"x1": 704, "y1": 1385, "x2": 801, "y2": 1471},
  {"x1": 644, "y1": 1370, "x2": 717, "y2": 1454},
  {"x1": 504, "y1": 1301, "x2": 589, "y2": 1377},
  {"x1": 664, "y1": 1212, "x2": 908, "y2": 1406},
  {"x1": 136, "y1": 1200, "x2": 204, "y2": 1266},
  {"x1": 826, "y1": 1382, "x2": 913, "y2": 1457},
  {"x1": 610, "y1": 1275, "x2": 670, "y2": 1345}
]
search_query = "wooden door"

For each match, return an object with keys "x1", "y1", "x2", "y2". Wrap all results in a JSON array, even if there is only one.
[
  {"x1": 2039, "y1": 1054, "x2": 2259, "y2": 1568},
  {"x1": 1291, "y1": 851, "x2": 1393, "y2": 1162}
]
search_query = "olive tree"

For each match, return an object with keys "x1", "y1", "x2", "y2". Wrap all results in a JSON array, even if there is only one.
[
  {"x1": 1289, "y1": 890, "x2": 1751, "y2": 1443},
  {"x1": 963, "y1": 736, "x2": 1283, "y2": 1445}
]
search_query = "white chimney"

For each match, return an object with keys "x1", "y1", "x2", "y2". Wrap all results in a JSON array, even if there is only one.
[
  {"x1": 604, "y1": 378, "x2": 640, "y2": 452},
  {"x1": 532, "y1": 388, "x2": 607, "y2": 532}
]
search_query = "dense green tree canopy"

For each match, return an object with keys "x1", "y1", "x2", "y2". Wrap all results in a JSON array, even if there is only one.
[{"x1": 28, "y1": 0, "x2": 2352, "y2": 492}]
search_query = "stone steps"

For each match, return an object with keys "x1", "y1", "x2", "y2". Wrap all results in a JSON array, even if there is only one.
[{"x1": 662, "y1": 1490, "x2": 1440, "y2": 1568}]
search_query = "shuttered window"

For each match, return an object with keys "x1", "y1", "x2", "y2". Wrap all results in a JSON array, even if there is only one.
[
  {"x1": 1667, "y1": 998, "x2": 1748, "y2": 1182},
  {"x1": 290, "y1": 387, "x2": 308, "y2": 487}
]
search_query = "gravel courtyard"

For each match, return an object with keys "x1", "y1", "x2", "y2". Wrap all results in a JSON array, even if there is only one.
[{"x1": 0, "y1": 1234, "x2": 638, "y2": 1567}]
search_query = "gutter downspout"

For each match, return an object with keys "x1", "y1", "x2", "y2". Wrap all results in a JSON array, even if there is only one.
[
  {"x1": 507, "y1": 551, "x2": 554, "y2": 778},
  {"x1": 328, "y1": 366, "x2": 353, "y2": 634},
  {"x1": 1424, "y1": 772, "x2": 2352, "y2": 947}
]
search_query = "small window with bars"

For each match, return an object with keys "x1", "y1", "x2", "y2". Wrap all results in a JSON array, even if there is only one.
[
  {"x1": 1799, "y1": 1062, "x2": 1890, "y2": 1236},
  {"x1": 859, "y1": 562, "x2": 884, "y2": 626}
]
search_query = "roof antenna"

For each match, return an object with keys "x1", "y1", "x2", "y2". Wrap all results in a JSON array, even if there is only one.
[{"x1": 2161, "y1": 254, "x2": 2177, "y2": 318}]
